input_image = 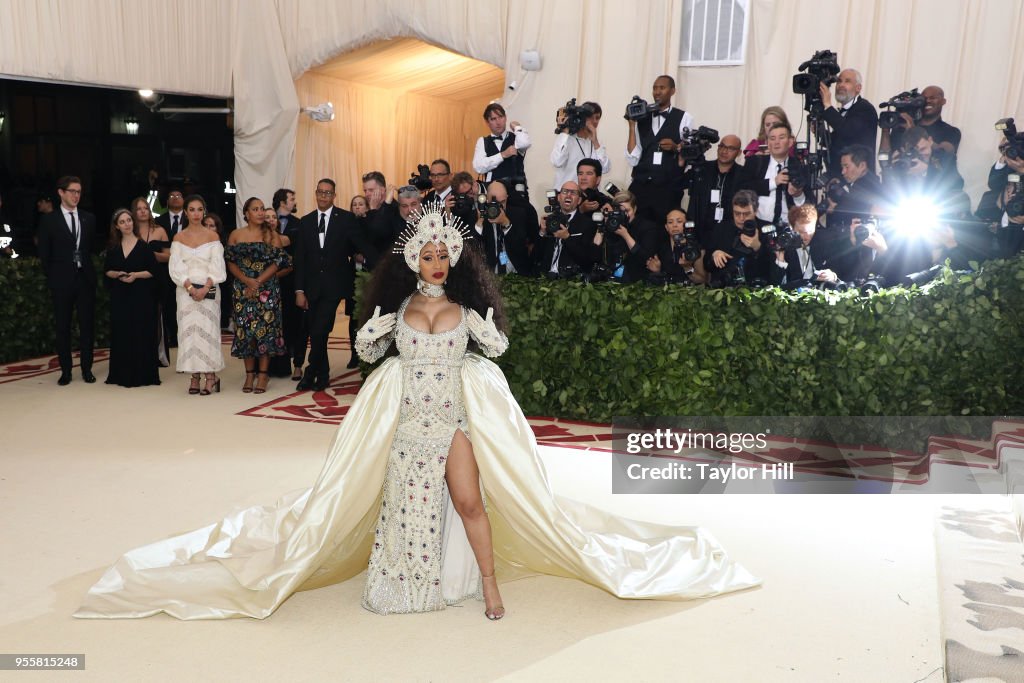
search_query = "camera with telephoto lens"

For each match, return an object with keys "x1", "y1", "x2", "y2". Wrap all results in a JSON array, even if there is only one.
[
  {"x1": 625, "y1": 95, "x2": 659, "y2": 121},
  {"x1": 792, "y1": 50, "x2": 840, "y2": 113},
  {"x1": 817, "y1": 177, "x2": 848, "y2": 213},
  {"x1": 996, "y1": 118, "x2": 1024, "y2": 161},
  {"x1": 477, "y1": 195, "x2": 503, "y2": 221},
  {"x1": 854, "y1": 217, "x2": 878, "y2": 245},
  {"x1": 678, "y1": 126, "x2": 720, "y2": 162},
  {"x1": 1005, "y1": 173, "x2": 1024, "y2": 217},
  {"x1": 710, "y1": 257, "x2": 747, "y2": 288},
  {"x1": 762, "y1": 219, "x2": 804, "y2": 253},
  {"x1": 857, "y1": 275, "x2": 887, "y2": 294},
  {"x1": 878, "y1": 88, "x2": 926, "y2": 130},
  {"x1": 554, "y1": 98, "x2": 594, "y2": 136},
  {"x1": 452, "y1": 193, "x2": 476, "y2": 215},
  {"x1": 544, "y1": 190, "x2": 568, "y2": 235},
  {"x1": 674, "y1": 221, "x2": 702, "y2": 263},
  {"x1": 408, "y1": 164, "x2": 432, "y2": 191}
]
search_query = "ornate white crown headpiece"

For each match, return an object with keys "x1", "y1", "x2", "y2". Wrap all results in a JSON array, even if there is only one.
[{"x1": 392, "y1": 199, "x2": 472, "y2": 272}]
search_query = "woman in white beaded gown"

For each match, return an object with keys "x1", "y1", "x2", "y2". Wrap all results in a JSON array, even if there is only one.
[
  {"x1": 75, "y1": 204, "x2": 759, "y2": 622},
  {"x1": 168, "y1": 194, "x2": 226, "y2": 395}
]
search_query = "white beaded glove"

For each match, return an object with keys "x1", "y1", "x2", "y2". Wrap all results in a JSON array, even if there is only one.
[
  {"x1": 354, "y1": 306, "x2": 397, "y2": 362},
  {"x1": 466, "y1": 307, "x2": 509, "y2": 358}
]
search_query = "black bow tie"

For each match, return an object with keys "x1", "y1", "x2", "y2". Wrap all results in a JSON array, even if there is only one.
[{"x1": 492, "y1": 135, "x2": 503, "y2": 140}]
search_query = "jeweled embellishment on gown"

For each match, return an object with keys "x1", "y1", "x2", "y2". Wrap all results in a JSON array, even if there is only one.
[{"x1": 361, "y1": 297, "x2": 476, "y2": 614}]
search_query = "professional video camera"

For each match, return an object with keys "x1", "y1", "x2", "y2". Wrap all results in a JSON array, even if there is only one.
[
  {"x1": 477, "y1": 195, "x2": 503, "y2": 221},
  {"x1": 792, "y1": 50, "x2": 841, "y2": 114},
  {"x1": 624, "y1": 95, "x2": 659, "y2": 121},
  {"x1": 878, "y1": 88, "x2": 926, "y2": 130},
  {"x1": 543, "y1": 190, "x2": 568, "y2": 235},
  {"x1": 996, "y1": 117, "x2": 1024, "y2": 161},
  {"x1": 679, "y1": 126, "x2": 720, "y2": 162},
  {"x1": 789, "y1": 141, "x2": 827, "y2": 195},
  {"x1": 408, "y1": 164, "x2": 432, "y2": 191},
  {"x1": 554, "y1": 98, "x2": 594, "y2": 136},
  {"x1": 762, "y1": 220, "x2": 804, "y2": 252}
]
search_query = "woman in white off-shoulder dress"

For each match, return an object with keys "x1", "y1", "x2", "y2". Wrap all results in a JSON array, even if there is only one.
[{"x1": 168, "y1": 194, "x2": 226, "y2": 395}]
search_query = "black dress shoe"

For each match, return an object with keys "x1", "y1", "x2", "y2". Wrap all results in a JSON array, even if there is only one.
[
  {"x1": 346, "y1": 356, "x2": 360, "y2": 369},
  {"x1": 57, "y1": 372, "x2": 72, "y2": 386},
  {"x1": 82, "y1": 370, "x2": 96, "y2": 383},
  {"x1": 312, "y1": 377, "x2": 330, "y2": 391},
  {"x1": 296, "y1": 376, "x2": 314, "y2": 391}
]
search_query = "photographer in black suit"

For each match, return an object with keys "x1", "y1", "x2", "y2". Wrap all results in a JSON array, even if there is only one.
[
  {"x1": 370, "y1": 186, "x2": 421, "y2": 251},
  {"x1": 36, "y1": 175, "x2": 97, "y2": 385},
  {"x1": 588, "y1": 190, "x2": 658, "y2": 283},
  {"x1": 768, "y1": 205, "x2": 839, "y2": 286},
  {"x1": 474, "y1": 181, "x2": 532, "y2": 275},
  {"x1": 704, "y1": 190, "x2": 770, "y2": 285},
  {"x1": 819, "y1": 69, "x2": 879, "y2": 177},
  {"x1": 685, "y1": 134, "x2": 743, "y2": 245},
  {"x1": 739, "y1": 122, "x2": 808, "y2": 224},
  {"x1": 533, "y1": 181, "x2": 597, "y2": 277},
  {"x1": 293, "y1": 179, "x2": 377, "y2": 390}
]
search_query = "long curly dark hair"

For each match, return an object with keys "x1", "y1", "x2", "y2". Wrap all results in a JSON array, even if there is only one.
[{"x1": 359, "y1": 239, "x2": 507, "y2": 345}]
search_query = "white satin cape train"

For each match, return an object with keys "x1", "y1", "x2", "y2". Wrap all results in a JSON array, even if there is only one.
[{"x1": 75, "y1": 355, "x2": 760, "y2": 619}]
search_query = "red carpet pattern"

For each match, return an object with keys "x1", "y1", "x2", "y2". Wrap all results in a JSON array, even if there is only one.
[{"x1": 4, "y1": 339, "x2": 1022, "y2": 485}]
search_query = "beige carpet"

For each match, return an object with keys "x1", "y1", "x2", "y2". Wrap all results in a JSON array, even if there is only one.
[{"x1": 0, "y1": 327, "x2": 959, "y2": 682}]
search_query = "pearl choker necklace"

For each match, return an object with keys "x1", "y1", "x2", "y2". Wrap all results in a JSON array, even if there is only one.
[{"x1": 417, "y1": 279, "x2": 446, "y2": 298}]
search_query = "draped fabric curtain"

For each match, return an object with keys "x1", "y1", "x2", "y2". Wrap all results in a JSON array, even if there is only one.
[
  {"x1": 292, "y1": 73, "x2": 497, "y2": 213},
  {"x1": 3, "y1": 0, "x2": 1024, "y2": 212},
  {"x1": 0, "y1": 0, "x2": 233, "y2": 97}
]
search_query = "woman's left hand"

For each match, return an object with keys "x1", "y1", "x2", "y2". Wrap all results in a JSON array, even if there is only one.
[{"x1": 466, "y1": 307, "x2": 508, "y2": 358}]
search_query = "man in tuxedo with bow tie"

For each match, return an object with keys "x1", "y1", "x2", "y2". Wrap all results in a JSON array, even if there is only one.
[
  {"x1": 740, "y1": 122, "x2": 807, "y2": 224},
  {"x1": 626, "y1": 75, "x2": 694, "y2": 225},
  {"x1": 819, "y1": 68, "x2": 878, "y2": 178},
  {"x1": 293, "y1": 178, "x2": 377, "y2": 390},
  {"x1": 473, "y1": 103, "x2": 532, "y2": 185},
  {"x1": 36, "y1": 176, "x2": 97, "y2": 385}
]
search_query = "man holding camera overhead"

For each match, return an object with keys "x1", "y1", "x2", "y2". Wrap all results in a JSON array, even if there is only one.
[
  {"x1": 625, "y1": 75, "x2": 694, "y2": 224},
  {"x1": 551, "y1": 101, "x2": 610, "y2": 189},
  {"x1": 880, "y1": 85, "x2": 961, "y2": 158},
  {"x1": 819, "y1": 69, "x2": 878, "y2": 178}
]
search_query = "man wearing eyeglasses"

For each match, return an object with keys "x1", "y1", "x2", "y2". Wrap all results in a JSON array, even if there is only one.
[
  {"x1": 532, "y1": 181, "x2": 596, "y2": 277},
  {"x1": 37, "y1": 175, "x2": 97, "y2": 385},
  {"x1": 684, "y1": 133, "x2": 744, "y2": 245},
  {"x1": 293, "y1": 178, "x2": 377, "y2": 390},
  {"x1": 423, "y1": 159, "x2": 455, "y2": 209}
]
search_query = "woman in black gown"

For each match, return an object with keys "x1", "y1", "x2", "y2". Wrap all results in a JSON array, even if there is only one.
[
  {"x1": 103, "y1": 208, "x2": 160, "y2": 387},
  {"x1": 132, "y1": 197, "x2": 170, "y2": 366}
]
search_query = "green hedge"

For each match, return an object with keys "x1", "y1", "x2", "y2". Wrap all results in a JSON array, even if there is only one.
[
  {"x1": 0, "y1": 256, "x2": 110, "y2": 364},
  {"x1": 494, "y1": 257, "x2": 1024, "y2": 420},
  {"x1": 7, "y1": 255, "x2": 1022, "y2": 422}
]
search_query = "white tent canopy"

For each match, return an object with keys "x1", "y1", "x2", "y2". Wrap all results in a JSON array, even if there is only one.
[{"x1": 2, "y1": 0, "x2": 1023, "y2": 213}]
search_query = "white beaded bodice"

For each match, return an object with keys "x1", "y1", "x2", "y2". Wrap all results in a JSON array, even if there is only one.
[{"x1": 394, "y1": 297, "x2": 469, "y2": 440}]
